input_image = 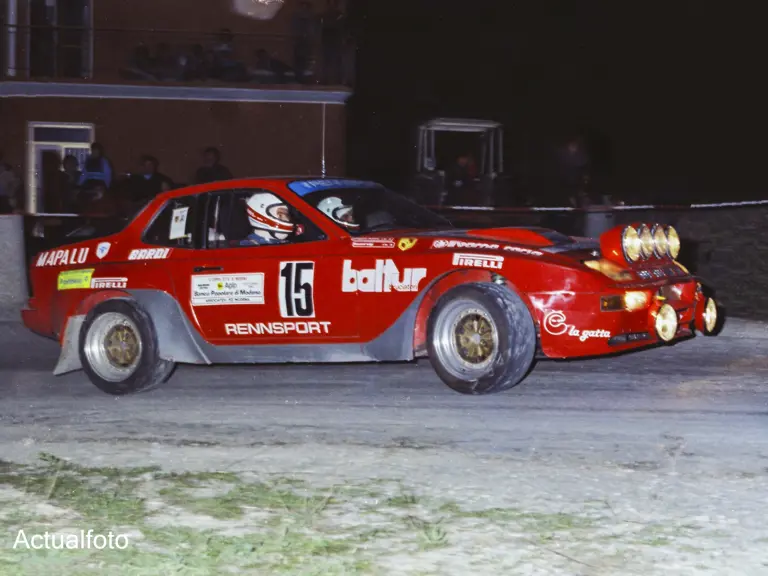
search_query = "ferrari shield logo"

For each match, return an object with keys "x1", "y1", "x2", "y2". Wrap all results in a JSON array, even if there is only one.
[
  {"x1": 96, "y1": 242, "x2": 111, "y2": 260},
  {"x1": 397, "y1": 238, "x2": 417, "y2": 251}
]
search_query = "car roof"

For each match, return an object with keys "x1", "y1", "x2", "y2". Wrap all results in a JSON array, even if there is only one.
[{"x1": 155, "y1": 176, "x2": 384, "y2": 202}]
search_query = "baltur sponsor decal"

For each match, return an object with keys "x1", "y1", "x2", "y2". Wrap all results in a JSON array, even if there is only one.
[
  {"x1": 543, "y1": 310, "x2": 611, "y2": 342},
  {"x1": 342, "y1": 259, "x2": 427, "y2": 293}
]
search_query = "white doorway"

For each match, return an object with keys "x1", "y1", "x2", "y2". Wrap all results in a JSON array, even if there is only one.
[{"x1": 26, "y1": 122, "x2": 94, "y2": 213}]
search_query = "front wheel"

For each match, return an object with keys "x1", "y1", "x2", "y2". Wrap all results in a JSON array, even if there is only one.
[
  {"x1": 78, "y1": 299, "x2": 175, "y2": 395},
  {"x1": 427, "y1": 282, "x2": 536, "y2": 394}
]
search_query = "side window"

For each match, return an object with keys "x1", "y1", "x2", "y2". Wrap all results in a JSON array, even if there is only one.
[
  {"x1": 143, "y1": 195, "x2": 201, "y2": 248},
  {"x1": 203, "y1": 189, "x2": 325, "y2": 249}
]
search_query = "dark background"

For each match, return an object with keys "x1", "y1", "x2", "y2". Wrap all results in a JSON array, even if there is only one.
[{"x1": 344, "y1": 0, "x2": 762, "y2": 205}]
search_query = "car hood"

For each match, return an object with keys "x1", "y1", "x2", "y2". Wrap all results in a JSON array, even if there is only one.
[{"x1": 377, "y1": 227, "x2": 600, "y2": 259}]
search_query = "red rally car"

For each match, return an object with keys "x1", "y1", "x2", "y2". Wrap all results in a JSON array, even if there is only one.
[{"x1": 22, "y1": 177, "x2": 721, "y2": 395}]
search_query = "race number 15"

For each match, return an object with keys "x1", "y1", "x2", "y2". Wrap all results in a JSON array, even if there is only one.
[{"x1": 279, "y1": 261, "x2": 315, "y2": 318}]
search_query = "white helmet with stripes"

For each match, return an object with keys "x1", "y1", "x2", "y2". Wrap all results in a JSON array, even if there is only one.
[{"x1": 246, "y1": 192, "x2": 294, "y2": 239}]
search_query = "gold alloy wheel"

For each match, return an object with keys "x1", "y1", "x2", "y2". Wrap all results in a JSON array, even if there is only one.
[
  {"x1": 83, "y1": 312, "x2": 144, "y2": 382},
  {"x1": 454, "y1": 312, "x2": 496, "y2": 364},
  {"x1": 104, "y1": 324, "x2": 141, "y2": 368}
]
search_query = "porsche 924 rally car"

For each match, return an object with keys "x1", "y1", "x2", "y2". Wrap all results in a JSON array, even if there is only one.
[{"x1": 22, "y1": 177, "x2": 720, "y2": 395}]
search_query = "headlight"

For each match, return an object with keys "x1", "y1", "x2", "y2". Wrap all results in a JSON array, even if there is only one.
[
  {"x1": 654, "y1": 303, "x2": 678, "y2": 342},
  {"x1": 638, "y1": 225, "x2": 654, "y2": 259},
  {"x1": 652, "y1": 225, "x2": 668, "y2": 257},
  {"x1": 666, "y1": 226, "x2": 680, "y2": 259},
  {"x1": 624, "y1": 290, "x2": 650, "y2": 311},
  {"x1": 584, "y1": 259, "x2": 634, "y2": 281},
  {"x1": 621, "y1": 226, "x2": 642, "y2": 263}
]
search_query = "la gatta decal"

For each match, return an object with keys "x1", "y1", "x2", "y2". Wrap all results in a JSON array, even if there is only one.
[{"x1": 543, "y1": 310, "x2": 611, "y2": 342}]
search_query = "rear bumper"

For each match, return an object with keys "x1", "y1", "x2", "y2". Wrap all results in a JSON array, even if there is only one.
[
  {"x1": 532, "y1": 279, "x2": 713, "y2": 359},
  {"x1": 21, "y1": 305, "x2": 54, "y2": 339}
]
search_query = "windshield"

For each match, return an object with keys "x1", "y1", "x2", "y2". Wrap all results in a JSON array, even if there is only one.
[{"x1": 301, "y1": 187, "x2": 454, "y2": 235}]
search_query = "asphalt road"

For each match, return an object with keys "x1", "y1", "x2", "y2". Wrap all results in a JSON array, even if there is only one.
[{"x1": 1, "y1": 317, "x2": 767, "y2": 476}]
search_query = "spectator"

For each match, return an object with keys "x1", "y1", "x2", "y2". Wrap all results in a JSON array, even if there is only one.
[
  {"x1": 320, "y1": 0, "x2": 345, "y2": 84},
  {"x1": 0, "y1": 162, "x2": 21, "y2": 214},
  {"x1": 194, "y1": 147, "x2": 233, "y2": 184},
  {"x1": 77, "y1": 180, "x2": 118, "y2": 216},
  {"x1": 556, "y1": 136, "x2": 591, "y2": 207},
  {"x1": 180, "y1": 44, "x2": 209, "y2": 81},
  {"x1": 210, "y1": 29, "x2": 248, "y2": 82},
  {"x1": 129, "y1": 155, "x2": 171, "y2": 204},
  {"x1": 80, "y1": 142, "x2": 113, "y2": 188},
  {"x1": 292, "y1": 1, "x2": 316, "y2": 83},
  {"x1": 58, "y1": 155, "x2": 82, "y2": 212}
]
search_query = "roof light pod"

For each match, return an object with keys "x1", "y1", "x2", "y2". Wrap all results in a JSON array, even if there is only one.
[
  {"x1": 665, "y1": 225, "x2": 680, "y2": 260},
  {"x1": 621, "y1": 226, "x2": 642, "y2": 263},
  {"x1": 638, "y1": 225, "x2": 654, "y2": 259},
  {"x1": 652, "y1": 225, "x2": 668, "y2": 257}
]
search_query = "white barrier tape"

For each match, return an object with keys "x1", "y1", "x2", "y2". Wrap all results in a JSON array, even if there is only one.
[{"x1": 435, "y1": 199, "x2": 768, "y2": 213}]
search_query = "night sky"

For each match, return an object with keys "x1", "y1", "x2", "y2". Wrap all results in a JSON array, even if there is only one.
[{"x1": 344, "y1": 1, "x2": 761, "y2": 205}]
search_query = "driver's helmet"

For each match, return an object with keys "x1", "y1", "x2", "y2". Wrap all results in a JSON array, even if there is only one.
[
  {"x1": 246, "y1": 192, "x2": 294, "y2": 237},
  {"x1": 317, "y1": 196, "x2": 359, "y2": 229}
]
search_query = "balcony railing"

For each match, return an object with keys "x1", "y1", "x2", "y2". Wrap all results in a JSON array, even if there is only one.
[{"x1": 2, "y1": 24, "x2": 355, "y2": 88}]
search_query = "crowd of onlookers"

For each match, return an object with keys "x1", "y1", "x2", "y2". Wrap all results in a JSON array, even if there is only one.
[
  {"x1": 0, "y1": 144, "x2": 234, "y2": 216},
  {"x1": 120, "y1": 0, "x2": 353, "y2": 86}
]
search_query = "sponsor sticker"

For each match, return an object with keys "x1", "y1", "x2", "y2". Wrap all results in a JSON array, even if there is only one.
[
  {"x1": 431, "y1": 239, "x2": 500, "y2": 250},
  {"x1": 542, "y1": 310, "x2": 611, "y2": 342},
  {"x1": 503, "y1": 245, "x2": 543, "y2": 257},
  {"x1": 342, "y1": 259, "x2": 426, "y2": 293},
  {"x1": 127, "y1": 248, "x2": 172, "y2": 260},
  {"x1": 192, "y1": 273, "x2": 265, "y2": 306},
  {"x1": 169, "y1": 207, "x2": 189, "y2": 240},
  {"x1": 397, "y1": 238, "x2": 418, "y2": 251},
  {"x1": 57, "y1": 269, "x2": 94, "y2": 290},
  {"x1": 96, "y1": 242, "x2": 111, "y2": 260},
  {"x1": 351, "y1": 238, "x2": 396, "y2": 249},
  {"x1": 36, "y1": 247, "x2": 89, "y2": 268},
  {"x1": 91, "y1": 277, "x2": 127, "y2": 289},
  {"x1": 452, "y1": 252, "x2": 504, "y2": 270},
  {"x1": 224, "y1": 321, "x2": 331, "y2": 335}
]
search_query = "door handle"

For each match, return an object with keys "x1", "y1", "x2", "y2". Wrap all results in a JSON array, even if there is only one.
[{"x1": 194, "y1": 266, "x2": 223, "y2": 273}]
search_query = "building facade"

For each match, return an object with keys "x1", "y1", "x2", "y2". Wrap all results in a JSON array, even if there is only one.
[{"x1": 0, "y1": 0, "x2": 352, "y2": 213}]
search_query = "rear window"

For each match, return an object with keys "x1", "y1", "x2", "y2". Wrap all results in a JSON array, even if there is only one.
[{"x1": 143, "y1": 195, "x2": 202, "y2": 249}]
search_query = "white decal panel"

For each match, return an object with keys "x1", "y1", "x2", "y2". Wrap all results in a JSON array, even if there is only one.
[
  {"x1": 279, "y1": 262, "x2": 316, "y2": 318},
  {"x1": 36, "y1": 247, "x2": 89, "y2": 267},
  {"x1": 191, "y1": 274, "x2": 265, "y2": 306},
  {"x1": 128, "y1": 248, "x2": 172, "y2": 260},
  {"x1": 342, "y1": 259, "x2": 427, "y2": 293},
  {"x1": 452, "y1": 252, "x2": 504, "y2": 270},
  {"x1": 169, "y1": 207, "x2": 189, "y2": 240},
  {"x1": 542, "y1": 310, "x2": 611, "y2": 342},
  {"x1": 224, "y1": 321, "x2": 330, "y2": 335}
]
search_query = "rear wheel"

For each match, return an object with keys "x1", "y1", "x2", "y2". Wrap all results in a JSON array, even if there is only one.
[
  {"x1": 427, "y1": 282, "x2": 536, "y2": 394},
  {"x1": 79, "y1": 299, "x2": 175, "y2": 395}
]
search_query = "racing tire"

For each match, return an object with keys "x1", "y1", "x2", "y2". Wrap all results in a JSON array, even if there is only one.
[
  {"x1": 427, "y1": 282, "x2": 536, "y2": 395},
  {"x1": 78, "y1": 299, "x2": 175, "y2": 395}
]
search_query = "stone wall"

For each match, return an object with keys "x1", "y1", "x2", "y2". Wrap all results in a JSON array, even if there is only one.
[{"x1": 435, "y1": 205, "x2": 768, "y2": 320}]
